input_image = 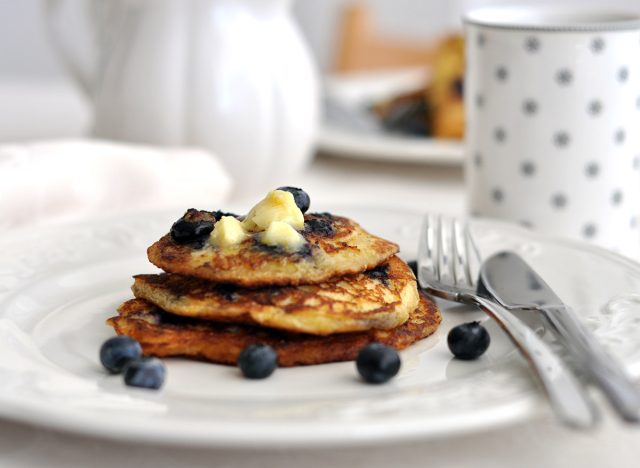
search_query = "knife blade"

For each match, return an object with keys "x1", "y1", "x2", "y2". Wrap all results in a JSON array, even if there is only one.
[{"x1": 480, "y1": 251, "x2": 640, "y2": 422}]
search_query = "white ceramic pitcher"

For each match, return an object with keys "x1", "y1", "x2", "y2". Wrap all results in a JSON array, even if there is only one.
[{"x1": 45, "y1": 0, "x2": 319, "y2": 193}]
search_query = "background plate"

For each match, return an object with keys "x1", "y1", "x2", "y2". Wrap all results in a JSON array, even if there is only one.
[{"x1": 0, "y1": 207, "x2": 639, "y2": 448}]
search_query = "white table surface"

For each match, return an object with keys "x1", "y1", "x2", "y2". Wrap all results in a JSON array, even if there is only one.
[{"x1": 1, "y1": 80, "x2": 639, "y2": 468}]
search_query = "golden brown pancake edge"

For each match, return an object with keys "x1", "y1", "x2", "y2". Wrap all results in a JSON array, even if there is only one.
[
  {"x1": 107, "y1": 292, "x2": 442, "y2": 367},
  {"x1": 147, "y1": 211, "x2": 399, "y2": 287}
]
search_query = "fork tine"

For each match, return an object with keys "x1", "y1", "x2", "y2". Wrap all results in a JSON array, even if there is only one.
[
  {"x1": 417, "y1": 214, "x2": 437, "y2": 283},
  {"x1": 433, "y1": 214, "x2": 442, "y2": 282},
  {"x1": 418, "y1": 214, "x2": 476, "y2": 294},
  {"x1": 434, "y1": 214, "x2": 442, "y2": 282},
  {"x1": 457, "y1": 218, "x2": 482, "y2": 288},
  {"x1": 464, "y1": 220, "x2": 482, "y2": 286},
  {"x1": 438, "y1": 215, "x2": 454, "y2": 286},
  {"x1": 452, "y1": 218, "x2": 473, "y2": 288}
]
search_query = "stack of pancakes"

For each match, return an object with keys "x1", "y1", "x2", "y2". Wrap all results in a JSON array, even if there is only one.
[{"x1": 108, "y1": 210, "x2": 441, "y2": 366}]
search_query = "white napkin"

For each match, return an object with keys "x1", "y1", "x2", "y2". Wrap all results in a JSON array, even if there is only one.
[{"x1": 0, "y1": 139, "x2": 233, "y2": 230}]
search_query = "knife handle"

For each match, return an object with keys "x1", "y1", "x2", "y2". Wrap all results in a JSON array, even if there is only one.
[
  {"x1": 541, "y1": 305, "x2": 640, "y2": 422},
  {"x1": 473, "y1": 296, "x2": 598, "y2": 428}
]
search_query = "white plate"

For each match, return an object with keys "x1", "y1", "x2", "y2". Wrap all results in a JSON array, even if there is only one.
[
  {"x1": 318, "y1": 69, "x2": 465, "y2": 165},
  {"x1": 1, "y1": 207, "x2": 639, "y2": 448}
]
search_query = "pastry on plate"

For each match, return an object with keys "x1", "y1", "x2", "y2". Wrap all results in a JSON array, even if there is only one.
[{"x1": 373, "y1": 34, "x2": 465, "y2": 139}]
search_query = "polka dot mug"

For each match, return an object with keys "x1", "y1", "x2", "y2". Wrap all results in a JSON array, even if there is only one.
[{"x1": 464, "y1": 7, "x2": 640, "y2": 258}]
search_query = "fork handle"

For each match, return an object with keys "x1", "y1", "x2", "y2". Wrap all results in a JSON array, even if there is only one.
[{"x1": 473, "y1": 296, "x2": 598, "y2": 428}]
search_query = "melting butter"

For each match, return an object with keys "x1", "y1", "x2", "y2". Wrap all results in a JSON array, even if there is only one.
[
  {"x1": 242, "y1": 190, "x2": 304, "y2": 232},
  {"x1": 210, "y1": 216, "x2": 247, "y2": 248},
  {"x1": 261, "y1": 221, "x2": 306, "y2": 252}
]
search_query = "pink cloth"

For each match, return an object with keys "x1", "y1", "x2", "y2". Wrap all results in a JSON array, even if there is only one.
[{"x1": 0, "y1": 139, "x2": 233, "y2": 229}]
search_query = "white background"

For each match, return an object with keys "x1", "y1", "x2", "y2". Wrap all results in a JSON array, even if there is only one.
[{"x1": 1, "y1": 0, "x2": 639, "y2": 80}]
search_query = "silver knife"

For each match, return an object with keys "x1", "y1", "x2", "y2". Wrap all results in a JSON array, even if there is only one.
[{"x1": 480, "y1": 251, "x2": 640, "y2": 422}]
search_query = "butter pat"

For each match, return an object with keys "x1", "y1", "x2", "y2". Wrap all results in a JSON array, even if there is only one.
[
  {"x1": 243, "y1": 190, "x2": 304, "y2": 232},
  {"x1": 211, "y1": 216, "x2": 247, "y2": 248},
  {"x1": 261, "y1": 221, "x2": 306, "y2": 252}
]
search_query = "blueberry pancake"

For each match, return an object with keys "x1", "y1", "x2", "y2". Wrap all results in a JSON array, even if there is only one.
[
  {"x1": 132, "y1": 256, "x2": 418, "y2": 336},
  {"x1": 147, "y1": 209, "x2": 399, "y2": 288},
  {"x1": 107, "y1": 292, "x2": 442, "y2": 367}
]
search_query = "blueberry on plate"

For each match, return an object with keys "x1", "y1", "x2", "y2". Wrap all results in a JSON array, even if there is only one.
[
  {"x1": 170, "y1": 218, "x2": 214, "y2": 244},
  {"x1": 237, "y1": 344, "x2": 278, "y2": 379},
  {"x1": 123, "y1": 357, "x2": 166, "y2": 390},
  {"x1": 447, "y1": 321, "x2": 490, "y2": 360},
  {"x1": 99, "y1": 336, "x2": 143, "y2": 374},
  {"x1": 277, "y1": 186, "x2": 310, "y2": 213},
  {"x1": 356, "y1": 343, "x2": 401, "y2": 384}
]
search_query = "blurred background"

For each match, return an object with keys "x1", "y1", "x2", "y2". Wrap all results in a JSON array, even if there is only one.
[
  {"x1": 2, "y1": 0, "x2": 637, "y2": 141},
  {"x1": 2, "y1": 0, "x2": 639, "y2": 77},
  {"x1": 1, "y1": 0, "x2": 638, "y2": 76},
  {"x1": 1, "y1": 0, "x2": 639, "y2": 232}
]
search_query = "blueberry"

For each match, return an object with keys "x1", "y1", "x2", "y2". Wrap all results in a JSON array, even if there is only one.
[
  {"x1": 211, "y1": 210, "x2": 239, "y2": 221},
  {"x1": 170, "y1": 218, "x2": 214, "y2": 244},
  {"x1": 123, "y1": 357, "x2": 166, "y2": 390},
  {"x1": 304, "y1": 218, "x2": 335, "y2": 237},
  {"x1": 364, "y1": 264, "x2": 390, "y2": 286},
  {"x1": 447, "y1": 321, "x2": 490, "y2": 360},
  {"x1": 237, "y1": 344, "x2": 278, "y2": 379},
  {"x1": 277, "y1": 186, "x2": 310, "y2": 213},
  {"x1": 356, "y1": 343, "x2": 401, "y2": 384},
  {"x1": 215, "y1": 284, "x2": 237, "y2": 301},
  {"x1": 100, "y1": 336, "x2": 142, "y2": 374},
  {"x1": 407, "y1": 260, "x2": 418, "y2": 277}
]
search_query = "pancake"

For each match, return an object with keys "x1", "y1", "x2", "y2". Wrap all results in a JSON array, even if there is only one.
[
  {"x1": 147, "y1": 211, "x2": 399, "y2": 287},
  {"x1": 132, "y1": 256, "x2": 419, "y2": 336},
  {"x1": 107, "y1": 292, "x2": 441, "y2": 367}
]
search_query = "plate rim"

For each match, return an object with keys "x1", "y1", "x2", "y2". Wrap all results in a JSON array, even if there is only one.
[{"x1": 0, "y1": 387, "x2": 541, "y2": 449}]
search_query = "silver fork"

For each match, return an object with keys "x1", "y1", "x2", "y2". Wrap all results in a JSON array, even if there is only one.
[{"x1": 417, "y1": 214, "x2": 598, "y2": 428}]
